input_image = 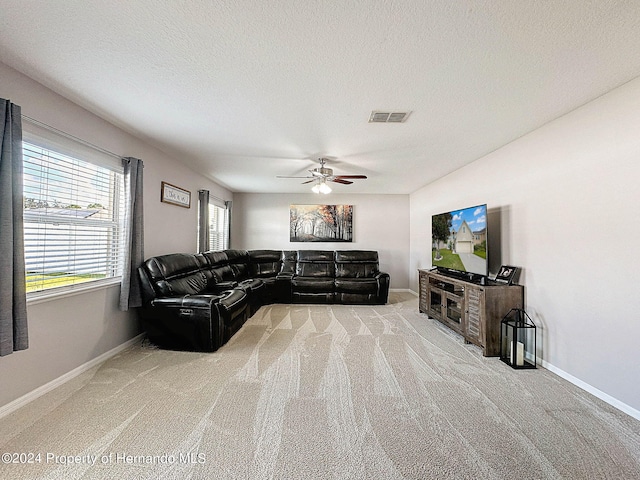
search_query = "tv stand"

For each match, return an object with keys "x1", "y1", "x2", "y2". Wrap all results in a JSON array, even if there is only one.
[{"x1": 419, "y1": 269, "x2": 523, "y2": 356}]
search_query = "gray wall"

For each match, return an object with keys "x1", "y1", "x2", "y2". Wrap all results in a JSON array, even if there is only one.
[
  {"x1": 0, "y1": 61, "x2": 232, "y2": 409},
  {"x1": 3, "y1": 57, "x2": 638, "y2": 420},
  {"x1": 410, "y1": 76, "x2": 640, "y2": 415},
  {"x1": 232, "y1": 193, "x2": 410, "y2": 289}
]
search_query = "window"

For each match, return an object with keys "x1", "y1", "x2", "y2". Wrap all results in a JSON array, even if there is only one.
[
  {"x1": 198, "y1": 191, "x2": 230, "y2": 253},
  {"x1": 208, "y1": 203, "x2": 229, "y2": 251},
  {"x1": 22, "y1": 141, "x2": 125, "y2": 294}
]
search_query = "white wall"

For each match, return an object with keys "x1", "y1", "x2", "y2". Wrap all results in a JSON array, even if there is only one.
[
  {"x1": 410, "y1": 77, "x2": 640, "y2": 415},
  {"x1": 0, "y1": 62, "x2": 232, "y2": 409},
  {"x1": 232, "y1": 193, "x2": 410, "y2": 289}
]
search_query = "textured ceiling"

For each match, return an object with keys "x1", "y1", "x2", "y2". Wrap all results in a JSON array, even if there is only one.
[{"x1": 2, "y1": 1, "x2": 640, "y2": 194}]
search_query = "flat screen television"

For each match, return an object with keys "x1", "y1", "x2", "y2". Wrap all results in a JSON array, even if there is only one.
[{"x1": 432, "y1": 203, "x2": 488, "y2": 278}]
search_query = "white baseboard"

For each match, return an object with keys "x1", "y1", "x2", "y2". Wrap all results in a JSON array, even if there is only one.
[
  {"x1": 0, "y1": 334, "x2": 144, "y2": 420},
  {"x1": 390, "y1": 288, "x2": 418, "y2": 296},
  {"x1": 540, "y1": 358, "x2": 640, "y2": 421}
]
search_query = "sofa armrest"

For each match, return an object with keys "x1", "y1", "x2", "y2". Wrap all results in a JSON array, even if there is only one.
[
  {"x1": 151, "y1": 294, "x2": 225, "y2": 309},
  {"x1": 142, "y1": 294, "x2": 226, "y2": 352},
  {"x1": 275, "y1": 272, "x2": 294, "y2": 303},
  {"x1": 138, "y1": 265, "x2": 158, "y2": 304},
  {"x1": 375, "y1": 272, "x2": 390, "y2": 303},
  {"x1": 209, "y1": 280, "x2": 238, "y2": 293}
]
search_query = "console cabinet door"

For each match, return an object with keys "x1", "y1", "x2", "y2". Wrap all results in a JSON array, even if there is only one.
[
  {"x1": 426, "y1": 285, "x2": 464, "y2": 335},
  {"x1": 465, "y1": 287, "x2": 484, "y2": 347},
  {"x1": 444, "y1": 291, "x2": 465, "y2": 334},
  {"x1": 427, "y1": 286, "x2": 444, "y2": 319}
]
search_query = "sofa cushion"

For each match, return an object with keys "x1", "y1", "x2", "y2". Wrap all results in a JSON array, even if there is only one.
[
  {"x1": 336, "y1": 263, "x2": 379, "y2": 278},
  {"x1": 202, "y1": 251, "x2": 235, "y2": 282},
  {"x1": 335, "y1": 250, "x2": 380, "y2": 278},
  {"x1": 296, "y1": 262, "x2": 335, "y2": 277},
  {"x1": 143, "y1": 253, "x2": 207, "y2": 296},
  {"x1": 292, "y1": 292, "x2": 334, "y2": 304},
  {"x1": 335, "y1": 292, "x2": 378, "y2": 304},
  {"x1": 203, "y1": 250, "x2": 227, "y2": 267},
  {"x1": 225, "y1": 249, "x2": 250, "y2": 279},
  {"x1": 295, "y1": 250, "x2": 335, "y2": 277},
  {"x1": 297, "y1": 250, "x2": 334, "y2": 262},
  {"x1": 335, "y1": 278, "x2": 379, "y2": 294},
  {"x1": 291, "y1": 277, "x2": 335, "y2": 293},
  {"x1": 248, "y1": 250, "x2": 282, "y2": 277}
]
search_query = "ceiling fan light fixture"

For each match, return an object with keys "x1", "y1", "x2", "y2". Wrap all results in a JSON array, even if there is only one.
[
  {"x1": 312, "y1": 180, "x2": 331, "y2": 194},
  {"x1": 279, "y1": 158, "x2": 364, "y2": 192}
]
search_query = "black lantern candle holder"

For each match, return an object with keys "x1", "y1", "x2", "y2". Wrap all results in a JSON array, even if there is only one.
[{"x1": 500, "y1": 308, "x2": 536, "y2": 369}]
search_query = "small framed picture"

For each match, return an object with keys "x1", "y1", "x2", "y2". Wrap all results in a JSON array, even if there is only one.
[
  {"x1": 495, "y1": 265, "x2": 518, "y2": 285},
  {"x1": 161, "y1": 181, "x2": 191, "y2": 208}
]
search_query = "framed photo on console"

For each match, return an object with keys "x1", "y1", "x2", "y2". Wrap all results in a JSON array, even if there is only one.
[{"x1": 495, "y1": 265, "x2": 518, "y2": 285}]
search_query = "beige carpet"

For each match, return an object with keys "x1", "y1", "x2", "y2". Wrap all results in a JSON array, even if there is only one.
[{"x1": 1, "y1": 292, "x2": 639, "y2": 479}]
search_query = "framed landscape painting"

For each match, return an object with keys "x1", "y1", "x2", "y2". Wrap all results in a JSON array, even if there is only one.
[{"x1": 290, "y1": 204, "x2": 353, "y2": 242}]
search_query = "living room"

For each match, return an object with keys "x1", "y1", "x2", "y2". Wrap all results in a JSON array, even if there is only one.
[{"x1": 1, "y1": 2, "x2": 639, "y2": 478}]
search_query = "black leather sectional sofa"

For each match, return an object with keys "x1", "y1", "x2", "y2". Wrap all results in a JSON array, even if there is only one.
[{"x1": 138, "y1": 249, "x2": 390, "y2": 352}]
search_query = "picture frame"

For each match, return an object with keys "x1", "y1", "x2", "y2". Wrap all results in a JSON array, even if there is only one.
[
  {"x1": 495, "y1": 265, "x2": 518, "y2": 285},
  {"x1": 290, "y1": 204, "x2": 353, "y2": 242},
  {"x1": 161, "y1": 181, "x2": 191, "y2": 208}
]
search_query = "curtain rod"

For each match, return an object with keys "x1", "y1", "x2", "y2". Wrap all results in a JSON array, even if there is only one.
[{"x1": 21, "y1": 114, "x2": 122, "y2": 160}]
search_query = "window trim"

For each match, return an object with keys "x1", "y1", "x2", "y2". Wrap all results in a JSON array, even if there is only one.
[{"x1": 26, "y1": 277, "x2": 122, "y2": 306}]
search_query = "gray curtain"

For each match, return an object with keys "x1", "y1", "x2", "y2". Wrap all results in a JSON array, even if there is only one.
[
  {"x1": 0, "y1": 99, "x2": 28, "y2": 356},
  {"x1": 225, "y1": 200, "x2": 232, "y2": 248},
  {"x1": 198, "y1": 189, "x2": 210, "y2": 253},
  {"x1": 119, "y1": 157, "x2": 144, "y2": 311}
]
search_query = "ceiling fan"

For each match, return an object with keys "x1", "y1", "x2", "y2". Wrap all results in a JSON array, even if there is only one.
[{"x1": 277, "y1": 158, "x2": 367, "y2": 191}]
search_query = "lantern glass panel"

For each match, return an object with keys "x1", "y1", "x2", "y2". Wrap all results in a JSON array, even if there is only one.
[{"x1": 500, "y1": 308, "x2": 536, "y2": 369}]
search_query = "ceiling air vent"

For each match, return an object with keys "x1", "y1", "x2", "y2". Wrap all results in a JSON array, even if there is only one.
[{"x1": 369, "y1": 111, "x2": 411, "y2": 123}]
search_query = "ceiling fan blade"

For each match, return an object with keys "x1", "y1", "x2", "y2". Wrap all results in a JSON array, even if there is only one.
[
  {"x1": 331, "y1": 178, "x2": 353, "y2": 185},
  {"x1": 278, "y1": 159, "x2": 367, "y2": 184}
]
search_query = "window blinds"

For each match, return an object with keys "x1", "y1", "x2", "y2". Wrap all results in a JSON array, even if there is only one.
[
  {"x1": 22, "y1": 142, "x2": 125, "y2": 293},
  {"x1": 209, "y1": 203, "x2": 229, "y2": 251}
]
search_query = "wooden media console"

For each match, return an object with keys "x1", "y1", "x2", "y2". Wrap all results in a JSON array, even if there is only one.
[{"x1": 419, "y1": 269, "x2": 524, "y2": 356}]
